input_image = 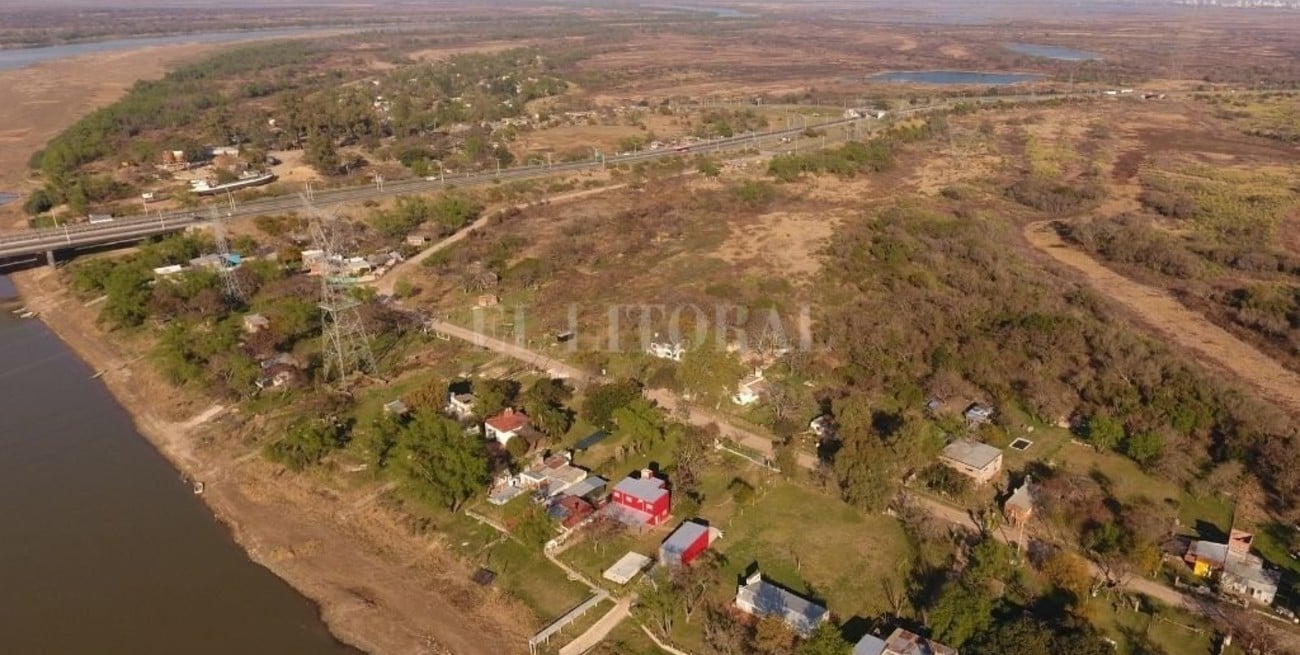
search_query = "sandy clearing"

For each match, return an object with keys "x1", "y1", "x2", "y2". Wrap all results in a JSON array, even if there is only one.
[
  {"x1": 1024, "y1": 220, "x2": 1300, "y2": 416},
  {"x1": 0, "y1": 44, "x2": 235, "y2": 227}
]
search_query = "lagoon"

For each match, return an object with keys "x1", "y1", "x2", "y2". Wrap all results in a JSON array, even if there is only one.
[
  {"x1": 1005, "y1": 43, "x2": 1102, "y2": 61},
  {"x1": 869, "y1": 70, "x2": 1045, "y2": 85}
]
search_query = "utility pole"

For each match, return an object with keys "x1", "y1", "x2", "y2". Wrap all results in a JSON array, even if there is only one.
[
  {"x1": 303, "y1": 196, "x2": 376, "y2": 389},
  {"x1": 209, "y1": 206, "x2": 245, "y2": 303}
]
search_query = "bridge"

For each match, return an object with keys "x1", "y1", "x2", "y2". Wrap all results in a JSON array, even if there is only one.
[{"x1": 0, "y1": 91, "x2": 1099, "y2": 266}]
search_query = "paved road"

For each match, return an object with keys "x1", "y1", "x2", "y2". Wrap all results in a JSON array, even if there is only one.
[{"x1": 2, "y1": 89, "x2": 1124, "y2": 261}]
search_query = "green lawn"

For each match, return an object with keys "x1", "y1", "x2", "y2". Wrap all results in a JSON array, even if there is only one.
[
  {"x1": 486, "y1": 537, "x2": 592, "y2": 619},
  {"x1": 700, "y1": 479, "x2": 912, "y2": 622},
  {"x1": 1055, "y1": 442, "x2": 1181, "y2": 505},
  {"x1": 1086, "y1": 596, "x2": 1219, "y2": 655}
]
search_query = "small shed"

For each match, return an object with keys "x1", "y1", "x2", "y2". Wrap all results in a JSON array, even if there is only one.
[
  {"x1": 939, "y1": 439, "x2": 1003, "y2": 486},
  {"x1": 603, "y1": 552, "x2": 653, "y2": 585},
  {"x1": 660, "y1": 520, "x2": 712, "y2": 568}
]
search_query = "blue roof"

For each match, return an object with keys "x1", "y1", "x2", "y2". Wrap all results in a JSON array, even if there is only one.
[{"x1": 662, "y1": 521, "x2": 709, "y2": 558}]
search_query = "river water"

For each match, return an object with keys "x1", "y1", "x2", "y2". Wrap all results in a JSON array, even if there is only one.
[
  {"x1": 0, "y1": 28, "x2": 338, "y2": 72},
  {"x1": 0, "y1": 277, "x2": 361, "y2": 654}
]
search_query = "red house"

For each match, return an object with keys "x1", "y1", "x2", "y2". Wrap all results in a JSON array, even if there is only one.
[
  {"x1": 659, "y1": 520, "x2": 711, "y2": 567},
  {"x1": 609, "y1": 470, "x2": 670, "y2": 527}
]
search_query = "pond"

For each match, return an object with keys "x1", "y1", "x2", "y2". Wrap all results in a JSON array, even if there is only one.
[
  {"x1": 1004, "y1": 43, "x2": 1102, "y2": 61},
  {"x1": 868, "y1": 70, "x2": 1045, "y2": 85}
]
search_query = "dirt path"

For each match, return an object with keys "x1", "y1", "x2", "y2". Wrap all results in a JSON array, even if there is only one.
[
  {"x1": 1024, "y1": 221, "x2": 1300, "y2": 416},
  {"x1": 375, "y1": 184, "x2": 627, "y2": 296}
]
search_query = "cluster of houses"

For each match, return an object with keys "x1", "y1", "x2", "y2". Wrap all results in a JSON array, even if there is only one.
[
  {"x1": 1183, "y1": 529, "x2": 1281, "y2": 606},
  {"x1": 151, "y1": 252, "x2": 244, "y2": 280},
  {"x1": 301, "y1": 248, "x2": 403, "y2": 281}
]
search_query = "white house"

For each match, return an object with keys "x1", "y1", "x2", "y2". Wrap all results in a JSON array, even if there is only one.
[
  {"x1": 734, "y1": 570, "x2": 828, "y2": 637},
  {"x1": 446, "y1": 392, "x2": 477, "y2": 420},
  {"x1": 732, "y1": 372, "x2": 768, "y2": 406},
  {"x1": 939, "y1": 439, "x2": 1003, "y2": 486},
  {"x1": 483, "y1": 408, "x2": 530, "y2": 445},
  {"x1": 647, "y1": 341, "x2": 685, "y2": 362}
]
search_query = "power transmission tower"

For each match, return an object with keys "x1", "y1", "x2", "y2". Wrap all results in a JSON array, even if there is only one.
[
  {"x1": 209, "y1": 207, "x2": 245, "y2": 302},
  {"x1": 302, "y1": 197, "x2": 377, "y2": 388}
]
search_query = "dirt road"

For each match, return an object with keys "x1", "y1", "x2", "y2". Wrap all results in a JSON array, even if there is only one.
[
  {"x1": 1024, "y1": 221, "x2": 1300, "y2": 416},
  {"x1": 374, "y1": 184, "x2": 627, "y2": 296}
]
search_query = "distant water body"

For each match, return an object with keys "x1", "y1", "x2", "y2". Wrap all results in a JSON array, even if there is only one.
[
  {"x1": 869, "y1": 70, "x2": 1045, "y2": 85},
  {"x1": 0, "y1": 27, "x2": 337, "y2": 72},
  {"x1": 1005, "y1": 43, "x2": 1102, "y2": 61}
]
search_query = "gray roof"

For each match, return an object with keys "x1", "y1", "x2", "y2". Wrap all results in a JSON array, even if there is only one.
[
  {"x1": 662, "y1": 521, "x2": 709, "y2": 559},
  {"x1": 566, "y1": 476, "x2": 607, "y2": 499},
  {"x1": 941, "y1": 439, "x2": 1002, "y2": 469},
  {"x1": 614, "y1": 476, "x2": 668, "y2": 504},
  {"x1": 853, "y1": 634, "x2": 888, "y2": 655},
  {"x1": 736, "y1": 575, "x2": 827, "y2": 631}
]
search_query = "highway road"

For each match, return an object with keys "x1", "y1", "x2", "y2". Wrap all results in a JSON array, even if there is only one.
[{"x1": 0, "y1": 90, "x2": 1106, "y2": 262}]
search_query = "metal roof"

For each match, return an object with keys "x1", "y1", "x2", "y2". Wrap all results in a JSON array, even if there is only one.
[
  {"x1": 662, "y1": 521, "x2": 709, "y2": 556},
  {"x1": 941, "y1": 439, "x2": 1002, "y2": 469},
  {"x1": 736, "y1": 575, "x2": 827, "y2": 632},
  {"x1": 614, "y1": 476, "x2": 668, "y2": 503}
]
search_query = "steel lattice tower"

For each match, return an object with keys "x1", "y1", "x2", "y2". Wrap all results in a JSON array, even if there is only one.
[
  {"x1": 209, "y1": 207, "x2": 246, "y2": 302},
  {"x1": 303, "y1": 197, "x2": 377, "y2": 387}
]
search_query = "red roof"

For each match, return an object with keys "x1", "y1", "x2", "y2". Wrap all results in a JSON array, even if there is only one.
[{"x1": 485, "y1": 410, "x2": 529, "y2": 433}]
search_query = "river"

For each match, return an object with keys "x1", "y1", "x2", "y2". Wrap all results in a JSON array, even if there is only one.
[
  {"x1": 0, "y1": 27, "x2": 345, "y2": 72},
  {"x1": 0, "y1": 277, "x2": 361, "y2": 653}
]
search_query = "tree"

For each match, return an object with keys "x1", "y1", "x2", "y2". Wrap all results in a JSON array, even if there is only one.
[
  {"x1": 1084, "y1": 413, "x2": 1125, "y2": 451},
  {"x1": 1041, "y1": 550, "x2": 1094, "y2": 609},
  {"x1": 22, "y1": 188, "x2": 54, "y2": 215},
  {"x1": 472, "y1": 378, "x2": 517, "y2": 418},
  {"x1": 752, "y1": 616, "x2": 795, "y2": 655},
  {"x1": 100, "y1": 262, "x2": 152, "y2": 328},
  {"x1": 639, "y1": 569, "x2": 679, "y2": 637},
  {"x1": 393, "y1": 410, "x2": 489, "y2": 511},
  {"x1": 612, "y1": 398, "x2": 665, "y2": 453},
  {"x1": 676, "y1": 343, "x2": 744, "y2": 405},
  {"x1": 796, "y1": 622, "x2": 850, "y2": 655},
  {"x1": 513, "y1": 504, "x2": 554, "y2": 548},
  {"x1": 964, "y1": 538, "x2": 1016, "y2": 588},
  {"x1": 522, "y1": 378, "x2": 573, "y2": 438},
  {"x1": 1122, "y1": 432, "x2": 1164, "y2": 468},
  {"x1": 357, "y1": 412, "x2": 403, "y2": 469},
  {"x1": 965, "y1": 615, "x2": 1111, "y2": 655},
  {"x1": 928, "y1": 581, "x2": 994, "y2": 647},
  {"x1": 703, "y1": 604, "x2": 748, "y2": 655},
  {"x1": 581, "y1": 379, "x2": 641, "y2": 429},
  {"x1": 673, "y1": 550, "x2": 724, "y2": 624},
  {"x1": 304, "y1": 130, "x2": 340, "y2": 175},
  {"x1": 264, "y1": 418, "x2": 347, "y2": 471}
]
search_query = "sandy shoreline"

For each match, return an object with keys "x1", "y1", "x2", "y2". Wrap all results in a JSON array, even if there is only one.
[{"x1": 2, "y1": 45, "x2": 532, "y2": 655}]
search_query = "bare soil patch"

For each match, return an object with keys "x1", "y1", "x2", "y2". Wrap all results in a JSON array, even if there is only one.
[
  {"x1": 0, "y1": 44, "x2": 228, "y2": 228},
  {"x1": 715, "y1": 206, "x2": 843, "y2": 280},
  {"x1": 1023, "y1": 221, "x2": 1300, "y2": 416}
]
